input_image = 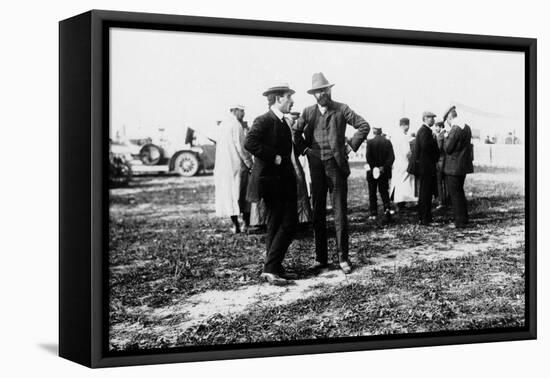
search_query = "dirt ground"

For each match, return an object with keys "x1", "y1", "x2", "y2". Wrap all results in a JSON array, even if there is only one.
[{"x1": 108, "y1": 163, "x2": 525, "y2": 351}]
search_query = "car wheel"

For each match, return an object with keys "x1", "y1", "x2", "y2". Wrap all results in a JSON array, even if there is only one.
[
  {"x1": 174, "y1": 152, "x2": 200, "y2": 177},
  {"x1": 139, "y1": 144, "x2": 162, "y2": 165}
]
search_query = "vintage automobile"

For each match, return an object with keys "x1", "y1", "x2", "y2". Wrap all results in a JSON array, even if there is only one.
[{"x1": 126, "y1": 127, "x2": 216, "y2": 177}]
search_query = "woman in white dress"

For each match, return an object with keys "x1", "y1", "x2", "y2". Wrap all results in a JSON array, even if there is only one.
[{"x1": 391, "y1": 117, "x2": 417, "y2": 207}]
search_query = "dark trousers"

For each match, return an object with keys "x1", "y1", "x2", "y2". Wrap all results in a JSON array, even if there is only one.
[
  {"x1": 263, "y1": 197, "x2": 297, "y2": 274},
  {"x1": 436, "y1": 169, "x2": 449, "y2": 207},
  {"x1": 418, "y1": 174, "x2": 435, "y2": 224},
  {"x1": 366, "y1": 170, "x2": 391, "y2": 215},
  {"x1": 446, "y1": 174, "x2": 469, "y2": 226},
  {"x1": 239, "y1": 163, "x2": 251, "y2": 213},
  {"x1": 308, "y1": 156, "x2": 349, "y2": 264}
]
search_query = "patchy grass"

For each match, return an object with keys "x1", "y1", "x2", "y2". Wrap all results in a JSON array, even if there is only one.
[
  {"x1": 115, "y1": 245, "x2": 524, "y2": 350},
  {"x1": 109, "y1": 166, "x2": 525, "y2": 350}
]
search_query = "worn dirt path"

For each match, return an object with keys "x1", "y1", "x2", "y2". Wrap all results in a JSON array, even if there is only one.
[{"x1": 110, "y1": 223, "x2": 524, "y2": 348}]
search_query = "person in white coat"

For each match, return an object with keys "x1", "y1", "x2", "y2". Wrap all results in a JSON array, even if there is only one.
[
  {"x1": 214, "y1": 105, "x2": 253, "y2": 233},
  {"x1": 391, "y1": 117, "x2": 417, "y2": 209}
]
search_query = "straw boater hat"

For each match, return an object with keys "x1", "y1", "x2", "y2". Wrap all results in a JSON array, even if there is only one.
[
  {"x1": 307, "y1": 72, "x2": 335, "y2": 94},
  {"x1": 262, "y1": 82, "x2": 295, "y2": 96},
  {"x1": 230, "y1": 104, "x2": 245, "y2": 110}
]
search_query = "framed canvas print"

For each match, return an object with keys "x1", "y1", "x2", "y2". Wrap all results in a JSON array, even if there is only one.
[{"x1": 59, "y1": 10, "x2": 537, "y2": 368}]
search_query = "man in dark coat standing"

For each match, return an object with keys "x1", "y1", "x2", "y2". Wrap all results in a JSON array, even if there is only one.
[
  {"x1": 245, "y1": 83, "x2": 298, "y2": 285},
  {"x1": 443, "y1": 106, "x2": 474, "y2": 228},
  {"x1": 293, "y1": 73, "x2": 370, "y2": 274},
  {"x1": 411, "y1": 111, "x2": 439, "y2": 225},
  {"x1": 366, "y1": 126, "x2": 395, "y2": 219}
]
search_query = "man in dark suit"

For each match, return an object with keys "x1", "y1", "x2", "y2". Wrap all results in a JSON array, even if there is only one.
[
  {"x1": 411, "y1": 111, "x2": 439, "y2": 225},
  {"x1": 293, "y1": 73, "x2": 370, "y2": 274},
  {"x1": 366, "y1": 126, "x2": 395, "y2": 220},
  {"x1": 443, "y1": 106, "x2": 474, "y2": 228},
  {"x1": 245, "y1": 83, "x2": 298, "y2": 285}
]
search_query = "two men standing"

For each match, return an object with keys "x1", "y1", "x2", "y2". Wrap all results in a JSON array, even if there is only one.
[
  {"x1": 409, "y1": 107, "x2": 473, "y2": 227},
  {"x1": 245, "y1": 72, "x2": 370, "y2": 284},
  {"x1": 293, "y1": 73, "x2": 370, "y2": 274}
]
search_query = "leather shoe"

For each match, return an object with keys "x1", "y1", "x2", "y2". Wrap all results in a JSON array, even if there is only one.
[
  {"x1": 260, "y1": 272, "x2": 290, "y2": 285},
  {"x1": 278, "y1": 270, "x2": 298, "y2": 280}
]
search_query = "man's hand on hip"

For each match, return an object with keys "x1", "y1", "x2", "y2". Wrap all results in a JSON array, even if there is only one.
[{"x1": 345, "y1": 143, "x2": 353, "y2": 156}]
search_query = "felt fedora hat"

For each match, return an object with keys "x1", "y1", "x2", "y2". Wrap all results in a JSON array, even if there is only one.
[
  {"x1": 307, "y1": 72, "x2": 335, "y2": 94},
  {"x1": 262, "y1": 82, "x2": 295, "y2": 96}
]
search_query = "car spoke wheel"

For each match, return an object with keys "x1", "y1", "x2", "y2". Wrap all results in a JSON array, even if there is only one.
[{"x1": 175, "y1": 152, "x2": 200, "y2": 177}]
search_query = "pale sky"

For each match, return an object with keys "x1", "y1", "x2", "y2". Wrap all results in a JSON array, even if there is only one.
[{"x1": 110, "y1": 27, "x2": 525, "y2": 143}]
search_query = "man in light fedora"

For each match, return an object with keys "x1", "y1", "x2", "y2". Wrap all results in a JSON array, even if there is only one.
[
  {"x1": 293, "y1": 72, "x2": 370, "y2": 274},
  {"x1": 410, "y1": 111, "x2": 440, "y2": 225},
  {"x1": 245, "y1": 83, "x2": 298, "y2": 285}
]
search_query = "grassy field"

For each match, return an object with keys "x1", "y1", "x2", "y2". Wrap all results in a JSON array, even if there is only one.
[{"x1": 108, "y1": 163, "x2": 525, "y2": 351}]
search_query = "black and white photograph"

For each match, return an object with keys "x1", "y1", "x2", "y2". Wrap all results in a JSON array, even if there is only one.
[
  {"x1": 5, "y1": 0, "x2": 550, "y2": 374},
  {"x1": 107, "y1": 25, "x2": 529, "y2": 352}
]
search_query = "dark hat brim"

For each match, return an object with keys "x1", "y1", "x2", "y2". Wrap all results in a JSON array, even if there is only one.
[
  {"x1": 443, "y1": 105, "x2": 457, "y2": 120},
  {"x1": 262, "y1": 87, "x2": 296, "y2": 96},
  {"x1": 306, "y1": 83, "x2": 335, "y2": 94}
]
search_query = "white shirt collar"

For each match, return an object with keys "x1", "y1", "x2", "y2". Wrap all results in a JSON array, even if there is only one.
[
  {"x1": 270, "y1": 105, "x2": 285, "y2": 121},
  {"x1": 318, "y1": 104, "x2": 328, "y2": 115}
]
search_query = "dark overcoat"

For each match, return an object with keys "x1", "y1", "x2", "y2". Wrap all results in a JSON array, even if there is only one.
[
  {"x1": 244, "y1": 110, "x2": 296, "y2": 203},
  {"x1": 410, "y1": 124, "x2": 439, "y2": 176},
  {"x1": 366, "y1": 135, "x2": 395, "y2": 178},
  {"x1": 443, "y1": 124, "x2": 474, "y2": 176}
]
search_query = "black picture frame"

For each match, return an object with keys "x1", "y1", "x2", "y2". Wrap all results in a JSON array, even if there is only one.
[{"x1": 59, "y1": 9, "x2": 537, "y2": 368}]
